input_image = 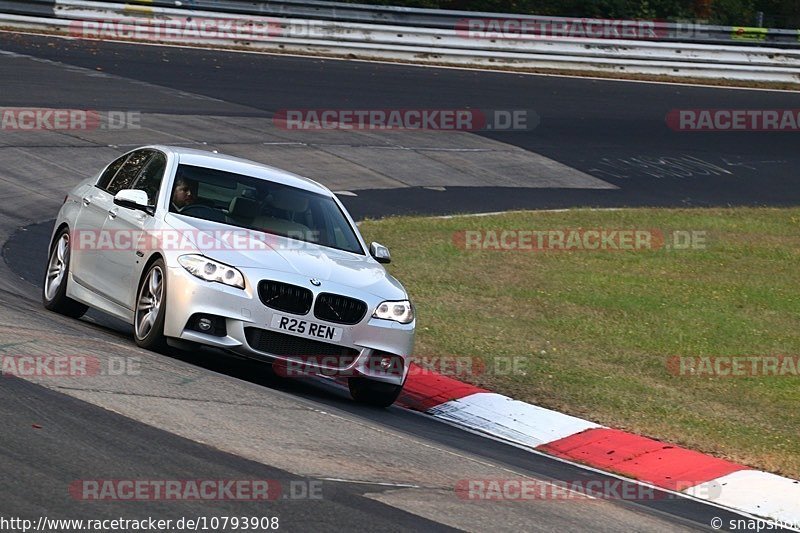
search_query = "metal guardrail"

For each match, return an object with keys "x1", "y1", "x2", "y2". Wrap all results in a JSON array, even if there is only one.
[
  {"x1": 82, "y1": 0, "x2": 800, "y2": 48},
  {"x1": 0, "y1": 0, "x2": 54, "y2": 16},
  {"x1": 0, "y1": 0, "x2": 798, "y2": 83}
]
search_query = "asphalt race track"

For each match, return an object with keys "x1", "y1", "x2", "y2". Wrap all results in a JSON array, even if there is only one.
[
  {"x1": 1, "y1": 31, "x2": 799, "y2": 532},
  {"x1": 2, "y1": 33, "x2": 800, "y2": 218}
]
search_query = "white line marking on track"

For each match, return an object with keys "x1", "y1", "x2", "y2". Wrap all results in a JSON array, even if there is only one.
[{"x1": 319, "y1": 478, "x2": 422, "y2": 488}]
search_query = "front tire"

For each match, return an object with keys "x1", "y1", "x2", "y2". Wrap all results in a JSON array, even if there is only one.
[
  {"x1": 42, "y1": 227, "x2": 89, "y2": 318},
  {"x1": 134, "y1": 258, "x2": 168, "y2": 351},
  {"x1": 348, "y1": 377, "x2": 404, "y2": 408}
]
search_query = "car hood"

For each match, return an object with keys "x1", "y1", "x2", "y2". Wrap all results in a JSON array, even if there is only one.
[{"x1": 164, "y1": 214, "x2": 407, "y2": 299}]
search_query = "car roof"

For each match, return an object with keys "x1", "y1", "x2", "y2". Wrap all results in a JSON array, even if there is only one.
[{"x1": 147, "y1": 145, "x2": 331, "y2": 196}]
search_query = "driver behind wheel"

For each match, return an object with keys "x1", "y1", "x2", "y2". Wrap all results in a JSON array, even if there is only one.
[{"x1": 171, "y1": 177, "x2": 198, "y2": 211}]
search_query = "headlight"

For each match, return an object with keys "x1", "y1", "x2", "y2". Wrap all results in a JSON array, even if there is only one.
[
  {"x1": 373, "y1": 300, "x2": 414, "y2": 324},
  {"x1": 178, "y1": 255, "x2": 245, "y2": 289}
]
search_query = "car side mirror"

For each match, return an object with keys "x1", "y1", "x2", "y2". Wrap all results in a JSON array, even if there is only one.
[
  {"x1": 369, "y1": 242, "x2": 391, "y2": 264},
  {"x1": 114, "y1": 189, "x2": 152, "y2": 214}
]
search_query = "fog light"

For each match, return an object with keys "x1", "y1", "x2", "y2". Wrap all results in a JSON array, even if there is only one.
[
  {"x1": 368, "y1": 352, "x2": 404, "y2": 376},
  {"x1": 186, "y1": 314, "x2": 227, "y2": 337}
]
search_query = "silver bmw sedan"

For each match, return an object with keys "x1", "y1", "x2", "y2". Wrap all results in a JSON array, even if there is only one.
[{"x1": 43, "y1": 146, "x2": 415, "y2": 407}]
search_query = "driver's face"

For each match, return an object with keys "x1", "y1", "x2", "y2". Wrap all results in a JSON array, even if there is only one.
[{"x1": 172, "y1": 183, "x2": 195, "y2": 208}]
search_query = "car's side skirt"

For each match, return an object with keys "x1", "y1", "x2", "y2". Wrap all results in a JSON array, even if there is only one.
[{"x1": 68, "y1": 274, "x2": 134, "y2": 324}]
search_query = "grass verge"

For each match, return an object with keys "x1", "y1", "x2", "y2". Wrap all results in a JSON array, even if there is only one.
[{"x1": 359, "y1": 207, "x2": 800, "y2": 478}]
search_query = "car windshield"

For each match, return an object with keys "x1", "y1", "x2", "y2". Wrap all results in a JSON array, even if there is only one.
[{"x1": 169, "y1": 164, "x2": 364, "y2": 255}]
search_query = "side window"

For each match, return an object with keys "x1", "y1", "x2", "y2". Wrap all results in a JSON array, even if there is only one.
[
  {"x1": 107, "y1": 150, "x2": 151, "y2": 195},
  {"x1": 96, "y1": 154, "x2": 128, "y2": 191},
  {"x1": 133, "y1": 152, "x2": 166, "y2": 205}
]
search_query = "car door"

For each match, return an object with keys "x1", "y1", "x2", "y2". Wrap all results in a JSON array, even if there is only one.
[
  {"x1": 70, "y1": 153, "x2": 128, "y2": 291},
  {"x1": 89, "y1": 149, "x2": 154, "y2": 305}
]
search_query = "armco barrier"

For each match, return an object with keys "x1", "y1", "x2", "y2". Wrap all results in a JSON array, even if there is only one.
[
  {"x1": 75, "y1": 0, "x2": 800, "y2": 48},
  {"x1": 0, "y1": 0, "x2": 54, "y2": 16},
  {"x1": 0, "y1": 0, "x2": 798, "y2": 83}
]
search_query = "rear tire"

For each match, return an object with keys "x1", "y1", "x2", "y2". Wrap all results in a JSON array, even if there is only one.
[
  {"x1": 42, "y1": 227, "x2": 89, "y2": 318},
  {"x1": 348, "y1": 377, "x2": 404, "y2": 408},
  {"x1": 134, "y1": 259, "x2": 168, "y2": 352}
]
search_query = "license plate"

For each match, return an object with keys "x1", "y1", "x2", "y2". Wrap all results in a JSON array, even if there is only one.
[{"x1": 270, "y1": 314, "x2": 343, "y2": 342}]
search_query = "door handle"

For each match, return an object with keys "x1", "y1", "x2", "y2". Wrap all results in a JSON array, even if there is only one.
[
  {"x1": 108, "y1": 209, "x2": 118, "y2": 220},
  {"x1": 82, "y1": 197, "x2": 91, "y2": 206}
]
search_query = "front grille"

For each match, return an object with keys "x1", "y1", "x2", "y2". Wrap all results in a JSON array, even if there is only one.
[
  {"x1": 245, "y1": 327, "x2": 360, "y2": 362},
  {"x1": 258, "y1": 280, "x2": 312, "y2": 315},
  {"x1": 314, "y1": 293, "x2": 368, "y2": 325}
]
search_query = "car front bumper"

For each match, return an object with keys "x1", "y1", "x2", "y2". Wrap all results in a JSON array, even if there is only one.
[{"x1": 163, "y1": 266, "x2": 415, "y2": 385}]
